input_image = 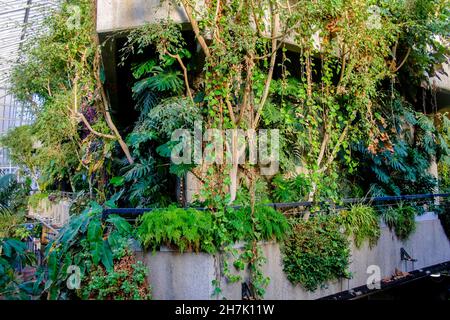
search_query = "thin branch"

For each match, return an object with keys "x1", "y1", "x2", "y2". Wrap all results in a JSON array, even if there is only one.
[
  {"x1": 181, "y1": 0, "x2": 211, "y2": 58},
  {"x1": 318, "y1": 112, "x2": 356, "y2": 173},
  {"x1": 92, "y1": 10, "x2": 134, "y2": 164},
  {"x1": 225, "y1": 97, "x2": 237, "y2": 124},
  {"x1": 394, "y1": 47, "x2": 411, "y2": 73},
  {"x1": 316, "y1": 132, "x2": 330, "y2": 167},
  {"x1": 165, "y1": 50, "x2": 194, "y2": 104},
  {"x1": 253, "y1": 5, "x2": 279, "y2": 129},
  {"x1": 77, "y1": 112, "x2": 116, "y2": 140},
  {"x1": 338, "y1": 44, "x2": 346, "y2": 85},
  {"x1": 94, "y1": 49, "x2": 134, "y2": 165}
]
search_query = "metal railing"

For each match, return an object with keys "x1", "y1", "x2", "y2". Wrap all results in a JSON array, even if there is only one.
[{"x1": 101, "y1": 193, "x2": 450, "y2": 220}]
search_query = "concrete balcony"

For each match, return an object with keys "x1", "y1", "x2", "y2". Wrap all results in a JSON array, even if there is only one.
[
  {"x1": 97, "y1": 1, "x2": 450, "y2": 113},
  {"x1": 97, "y1": 0, "x2": 198, "y2": 34}
]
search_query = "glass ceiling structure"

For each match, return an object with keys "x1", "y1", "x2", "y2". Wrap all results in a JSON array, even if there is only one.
[
  {"x1": 0, "y1": 0, "x2": 59, "y2": 173},
  {"x1": 0, "y1": 0, "x2": 59, "y2": 86}
]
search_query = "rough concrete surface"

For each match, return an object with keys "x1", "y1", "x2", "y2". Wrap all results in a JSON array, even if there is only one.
[{"x1": 144, "y1": 217, "x2": 450, "y2": 300}]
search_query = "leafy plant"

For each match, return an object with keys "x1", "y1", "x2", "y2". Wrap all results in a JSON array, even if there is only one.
[
  {"x1": 382, "y1": 204, "x2": 417, "y2": 240},
  {"x1": 339, "y1": 204, "x2": 381, "y2": 248},
  {"x1": 38, "y1": 202, "x2": 150, "y2": 300},
  {"x1": 0, "y1": 238, "x2": 37, "y2": 299},
  {"x1": 270, "y1": 174, "x2": 312, "y2": 203},
  {"x1": 27, "y1": 193, "x2": 50, "y2": 211},
  {"x1": 81, "y1": 255, "x2": 150, "y2": 300},
  {"x1": 225, "y1": 206, "x2": 290, "y2": 243},
  {"x1": 0, "y1": 174, "x2": 31, "y2": 216},
  {"x1": 282, "y1": 215, "x2": 351, "y2": 292},
  {"x1": 352, "y1": 97, "x2": 445, "y2": 197},
  {"x1": 137, "y1": 206, "x2": 216, "y2": 253}
]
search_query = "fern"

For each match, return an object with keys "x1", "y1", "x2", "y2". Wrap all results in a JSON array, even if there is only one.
[
  {"x1": 132, "y1": 67, "x2": 183, "y2": 95},
  {"x1": 339, "y1": 204, "x2": 381, "y2": 248},
  {"x1": 382, "y1": 204, "x2": 416, "y2": 240},
  {"x1": 137, "y1": 206, "x2": 216, "y2": 253}
]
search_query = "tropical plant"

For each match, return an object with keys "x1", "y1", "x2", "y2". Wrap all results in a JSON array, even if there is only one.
[
  {"x1": 282, "y1": 215, "x2": 351, "y2": 292},
  {"x1": 0, "y1": 174, "x2": 30, "y2": 216},
  {"x1": 37, "y1": 202, "x2": 150, "y2": 300},
  {"x1": 339, "y1": 204, "x2": 381, "y2": 248},
  {"x1": 81, "y1": 255, "x2": 150, "y2": 300},
  {"x1": 0, "y1": 238, "x2": 37, "y2": 300},
  {"x1": 225, "y1": 206, "x2": 290, "y2": 243},
  {"x1": 9, "y1": 0, "x2": 132, "y2": 195},
  {"x1": 352, "y1": 97, "x2": 445, "y2": 197},
  {"x1": 382, "y1": 204, "x2": 417, "y2": 240},
  {"x1": 270, "y1": 174, "x2": 312, "y2": 203},
  {"x1": 137, "y1": 206, "x2": 216, "y2": 253}
]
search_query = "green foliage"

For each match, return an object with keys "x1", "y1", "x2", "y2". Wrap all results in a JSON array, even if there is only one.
[
  {"x1": 0, "y1": 213, "x2": 26, "y2": 240},
  {"x1": 137, "y1": 206, "x2": 216, "y2": 253},
  {"x1": 225, "y1": 206, "x2": 290, "y2": 243},
  {"x1": 136, "y1": 204, "x2": 289, "y2": 299},
  {"x1": 352, "y1": 97, "x2": 443, "y2": 197},
  {"x1": 0, "y1": 174, "x2": 30, "y2": 216},
  {"x1": 339, "y1": 204, "x2": 381, "y2": 248},
  {"x1": 282, "y1": 215, "x2": 351, "y2": 292},
  {"x1": 0, "y1": 127, "x2": 39, "y2": 184},
  {"x1": 37, "y1": 202, "x2": 149, "y2": 300},
  {"x1": 27, "y1": 193, "x2": 49, "y2": 210},
  {"x1": 382, "y1": 204, "x2": 417, "y2": 240},
  {"x1": 438, "y1": 200, "x2": 450, "y2": 241},
  {"x1": 0, "y1": 238, "x2": 37, "y2": 299},
  {"x1": 8, "y1": 0, "x2": 114, "y2": 193},
  {"x1": 270, "y1": 174, "x2": 312, "y2": 203},
  {"x1": 81, "y1": 257, "x2": 151, "y2": 300},
  {"x1": 0, "y1": 174, "x2": 31, "y2": 240},
  {"x1": 137, "y1": 205, "x2": 290, "y2": 254}
]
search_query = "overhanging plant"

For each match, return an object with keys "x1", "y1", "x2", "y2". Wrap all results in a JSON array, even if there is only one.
[{"x1": 282, "y1": 214, "x2": 351, "y2": 292}]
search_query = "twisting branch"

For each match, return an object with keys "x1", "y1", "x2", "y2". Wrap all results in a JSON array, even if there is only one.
[
  {"x1": 181, "y1": 0, "x2": 211, "y2": 58},
  {"x1": 253, "y1": 4, "x2": 279, "y2": 129},
  {"x1": 93, "y1": 49, "x2": 134, "y2": 165},
  {"x1": 76, "y1": 112, "x2": 116, "y2": 140},
  {"x1": 393, "y1": 47, "x2": 411, "y2": 73},
  {"x1": 165, "y1": 50, "x2": 194, "y2": 104}
]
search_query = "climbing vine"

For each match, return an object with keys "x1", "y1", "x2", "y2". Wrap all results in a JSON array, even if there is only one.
[{"x1": 1, "y1": 0, "x2": 449, "y2": 300}]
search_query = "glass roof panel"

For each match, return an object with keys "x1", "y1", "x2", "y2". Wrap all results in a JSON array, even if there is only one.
[{"x1": 0, "y1": 0, "x2": 60, "y2": 87}]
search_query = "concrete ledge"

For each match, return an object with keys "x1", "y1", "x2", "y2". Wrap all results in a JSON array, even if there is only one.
[
  {"x1": 143, "y1": 218, "x2": 450, "y2": 300},
  {"x1": 97, "y1": 0, "x2": 203, "y2": 33}
]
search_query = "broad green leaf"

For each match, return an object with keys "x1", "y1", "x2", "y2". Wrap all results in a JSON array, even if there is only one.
[
  {"x1": 87, "y1": 219, "x2": 102, "y2": 243},
  {"x1": 90, "y1": 240, "x2": 104, "y2": 265},
  {"x1": 101, "y1": 240, "x2": 113, "y2": 272}
]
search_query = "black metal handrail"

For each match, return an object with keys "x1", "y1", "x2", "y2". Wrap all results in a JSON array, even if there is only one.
[{"x1": 102, "y1": 192, "x2": 450, "y2": 219}]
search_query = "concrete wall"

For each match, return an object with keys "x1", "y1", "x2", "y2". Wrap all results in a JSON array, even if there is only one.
[
  {"x1": 142, "y1": 215, "x2": 450, "y2": 300},
  {"x1": 97, "y1": 0, "x2": 202, "y2": 33}
]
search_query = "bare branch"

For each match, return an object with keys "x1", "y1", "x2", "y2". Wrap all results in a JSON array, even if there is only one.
[
  {"x1": 253, "y1": 5, "x2": 279, "y2": 129},
  {"x1": 181, "y1": 0, "x2": 211, "y2": 58},
  {"x1": 76, "y1": 112, "x2": 116, "y2": 140},
  {"x1": 165, "y1": 50, "x2": 194, "y2": 104},
  {"x1": 394, "y1": 47, "x2": 411, "y2": 73}
]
